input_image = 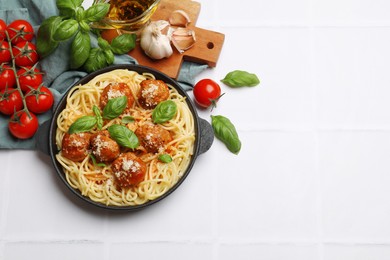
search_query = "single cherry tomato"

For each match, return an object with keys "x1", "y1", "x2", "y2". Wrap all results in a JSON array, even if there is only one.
[
  {"x1": 193, "y1": 79, "x2": 223, "y2": 108},
  {"x1": 17, "y1": 67, "x2": 43, "y2": 92},
  {"x1": 8, "y1": 110, "x2": 39, "y2": 139},
  {"x1": 0, "y1": 88, "x2": 23, "y2": 115},
  {"x1": 6, "y1": 19, "x2": 34, "y2": 45},
  {"x1": 25, "y1": 86, "x2": 54, "y2": 114},
  {"x1": 0, "y1": 19, "x2": 6, "y2": 40},
  {"x1": 0, "y1": 40, "x2": 11, "y2": 63},
  {"x1": 0, "y1": 64, "x2": 16, "y2": 90},
  {"x1": 12, "y1": 41, "x2": 39, "y2": 67}
]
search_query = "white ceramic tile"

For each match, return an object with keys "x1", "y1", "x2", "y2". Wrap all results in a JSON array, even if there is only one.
[
  {"x1": 314, "y1": 28, "x2": 390, "y2": 128},
  {"x1": 218, "y1": 131, "x2": 318, "y2": 240},
  {"x1": 110, "y1": 242, "x2": 213, "y2": 259},
  {"x1": 0, "y1": 151, "x2": 11, "y2": 238},
  {"x1": 323, "y1": 244, "x2": 390, "y2": 260},
  {"x1": 319, "y1": 131, "x2": 390, "y2": 241},
  {"x1": 200, "y1": 27, "x2": 314, "y2": 129},
  {"x1": 219, "y1": 244, "x2": 319, "y2": 260},
  {"x1": 4, "y1": 151, "x2": 106, "y2": 240},
  {"x1": 217, "y1": 0, "x2": 310, "y2": 25},
  {"x1": 193, "y1": 0, "x2": 219, "y2": 28},
  {"x1": 312, "y1": 0, "x2": 390, "y2": 25},
  {"x1": 105, "y1": 147, "x2": 218, "y2": 240},
  {"x1": 4, "y1": 242, "x2": 105, "y2": 260}
]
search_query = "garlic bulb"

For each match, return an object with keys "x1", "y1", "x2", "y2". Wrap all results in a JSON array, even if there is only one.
[{"x1": 140, "y1": 21, "x2": 173, "y2": 60}]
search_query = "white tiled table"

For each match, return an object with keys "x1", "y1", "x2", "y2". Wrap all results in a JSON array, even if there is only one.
[{"x1": 2, "y1": 0, "x2": 390, "y2": 259}]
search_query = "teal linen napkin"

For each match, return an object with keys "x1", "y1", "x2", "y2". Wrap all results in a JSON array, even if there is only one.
[{"x1": 0, "y1": 0, "x2": 207, "y2": 150}]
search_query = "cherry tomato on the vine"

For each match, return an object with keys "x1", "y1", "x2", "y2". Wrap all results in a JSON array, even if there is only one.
[
  {"x1": 8, "y1": 110, "x2": 39, "y2": 139},
  {"x1": 25, "y1": 86, "x2": 54, "y2": 114},
  {"x1": 17, "y1": 67, "x2": 43, "y2": 92},
  {"x1": 0, "y1": 40, "x2": 11, "y2": 63},
  {"x1": 0, "y1": 88, "x2": 23, "y2": 115},
  {"x1": 0, "y1": 64, "x2": 16, "y2": 90},
  {"x1": 0, "y1": 19, "x2": 6, "y2": 41},
  {"x1": 193, "y1": 79, "x2": 223, "y2": 109},
  {"x1": 6, "y1": 19, "x2": 34, "y2": 44},
  {"x1": 12, "y1": 41, "x2": 39, "y2": 67}
]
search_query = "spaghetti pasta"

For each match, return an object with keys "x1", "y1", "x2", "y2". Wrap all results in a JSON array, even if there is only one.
[{"x1": 55, "y1": 69, "x2": 195, "y2": 206}]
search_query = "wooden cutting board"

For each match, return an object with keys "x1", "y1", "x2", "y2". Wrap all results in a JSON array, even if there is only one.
[{"x1": 103, "y1": 0, "x2": 225, "y2": 79}]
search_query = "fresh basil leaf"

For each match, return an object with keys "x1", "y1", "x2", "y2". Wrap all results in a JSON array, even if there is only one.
[
  {"x1": 221, "y1": 70, "x2": 260, "y2": 88},
  {"x1": 93, "y1": 105, "x2": 103, "y2": 130},
  {"x1": 122, "y1": 116, "x2": 135, "y2": 124},
  {"x1": 75, "y1": 6, "x2": 85, "y2": 22},
  {"x1": 103, "y1": 49, "x2": 115, "y2": 65},
  {"x1": 83, "y1": 47, "x2": 107, "y2": 73},
  {"x1": 53, "y1": 19, "x2": 79, "y2": 41},
  {"x1": 211, "y1": 115, "x2": 241, "y2": 154},
  {"x1": 70, "y1": 31, "x2": 91, "y2": 69},
  {"x1": 98, "y1": 37, "x2": 111, "y2": 50},
  {"x1": 108, "y1": 124, "x2": 139, "y2": 149},
  {"x1": 79, "y1": 20, "x2": 90, "y2": 33},
  {"x1": 90, "y1": 154, "x2": 106, "y2": 167},
  {"x1": 68, "y1": 115, "x2": 97, "y2": 134},
  {"x1": 110, "y1": 34, "x2": 136, "y2": 54},
  {"x1": 158, "y1": 154, "x2": 172, "y2": 163},
  {"x1": 56, "y1": 0, "x2": 83, "y2": 17},
  {"x1": 103, "y1": 96, "x2": 127, "y2": 120},
  {"x1": 36, "y1": 16, "x2": 62, "y2": 58},
  {"x1": 152, "y1": 100, "x2": 177, "y2": 124},
  {"x1": 84, "y1": 3, "x2": 110, "y2": 22},
  {"x1": 57, "y1": 0, "x2": 83, "y2": 10}
]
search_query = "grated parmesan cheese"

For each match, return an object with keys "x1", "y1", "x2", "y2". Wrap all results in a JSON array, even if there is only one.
[
  {"x1": 107, "y1": 89, "x2": 123, "y2": 99},
  {"x1": 93, "y1": 135, "x2": 109, "y2": 157},
  {"x1": 122, "y1": 159, "x2": 140, "y2": 172}
]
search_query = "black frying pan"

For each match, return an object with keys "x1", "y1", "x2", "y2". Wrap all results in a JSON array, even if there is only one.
[{"x1": 37, "y1": 64, "x2": 214, "y2": 211}]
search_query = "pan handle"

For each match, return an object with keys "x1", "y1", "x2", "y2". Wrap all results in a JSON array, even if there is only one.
[
  {"x1": 198, "y1": 117, "x2": 214, "y2": 155},
  {"x1": 36, "y1": 119, "x2": 51, "y2": 156}
]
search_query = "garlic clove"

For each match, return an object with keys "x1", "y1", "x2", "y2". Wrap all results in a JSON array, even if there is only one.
[
  {"x1": 171, "y1": 28, "x2": 196, "y2": 53},
  {"x1": 153, "y1": 20, "x2": 170, "y2": 33},
  {"x1": 169, "y1": 10, "x2": 191, "y2": 27}
]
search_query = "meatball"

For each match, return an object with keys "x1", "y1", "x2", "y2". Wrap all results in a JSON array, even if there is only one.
[
  {"x1": 100, "y1": 82, "x2": 134, "y2": 110},
  {"x1": 61, "y1": 132, "x2": 91, "y2": 162},
  {"x1": 135, "y1": 123, "x2": 172, "y2": 153},
  {"x1": 138, "y1": 79, "x2": 169, "y2": 109},
  {"x1": 111, "y1": 152, "x2": 147, "y2": 187},
  {"x1": 90, "y1": 130, "x2": 120, "y2": 163}
]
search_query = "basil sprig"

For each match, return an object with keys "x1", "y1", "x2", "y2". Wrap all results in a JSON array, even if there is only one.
[
  {"x1": 158, "y1": 154, "x2": 173, "y2": 163},
  {"x1": 90, "y1": 154, "x2": 106, "y2": 167},
  {"x1": 68, "y1": 115, "x2": 97, "y2": 134},
  {"x1": 70, "y1": 31, "x2": 91, "y2": 69},
  {"x1": 211, "y1": 115, "x2": 241, "y2": 154},
  {"x1": 68, "y1": 97, "x2": 128, "y2": 134},
  {"x1": 108, "y1": 124, "x2": 139, "y2": 149},
  {"x1": 122, "y1": 116, "x2": 135, "y2": 124},
  {"x1": 53, "y1": 19, "x2": 79, "y2": 41},
  {"x1": 103, "y1": 96, "x2": 127, "y2": 120},
  {"x1": 93, "y1": 105, "x2": 103, "y2": 130},
  {"x1": 221, "y1": 70, "x2": 260, "y2": 88},
  {"x1": 36, "y1": 0, "x2": 137, "y2": 72},
  {"x1": 36, "y1": 16, "x2": 61, "y2": 58},
  {"x1": 110, "y1": 34, "x2": 137, "y2": 54},
  {"x1": 152, "y1": 100, "x2": 177, "y2": 124}
]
